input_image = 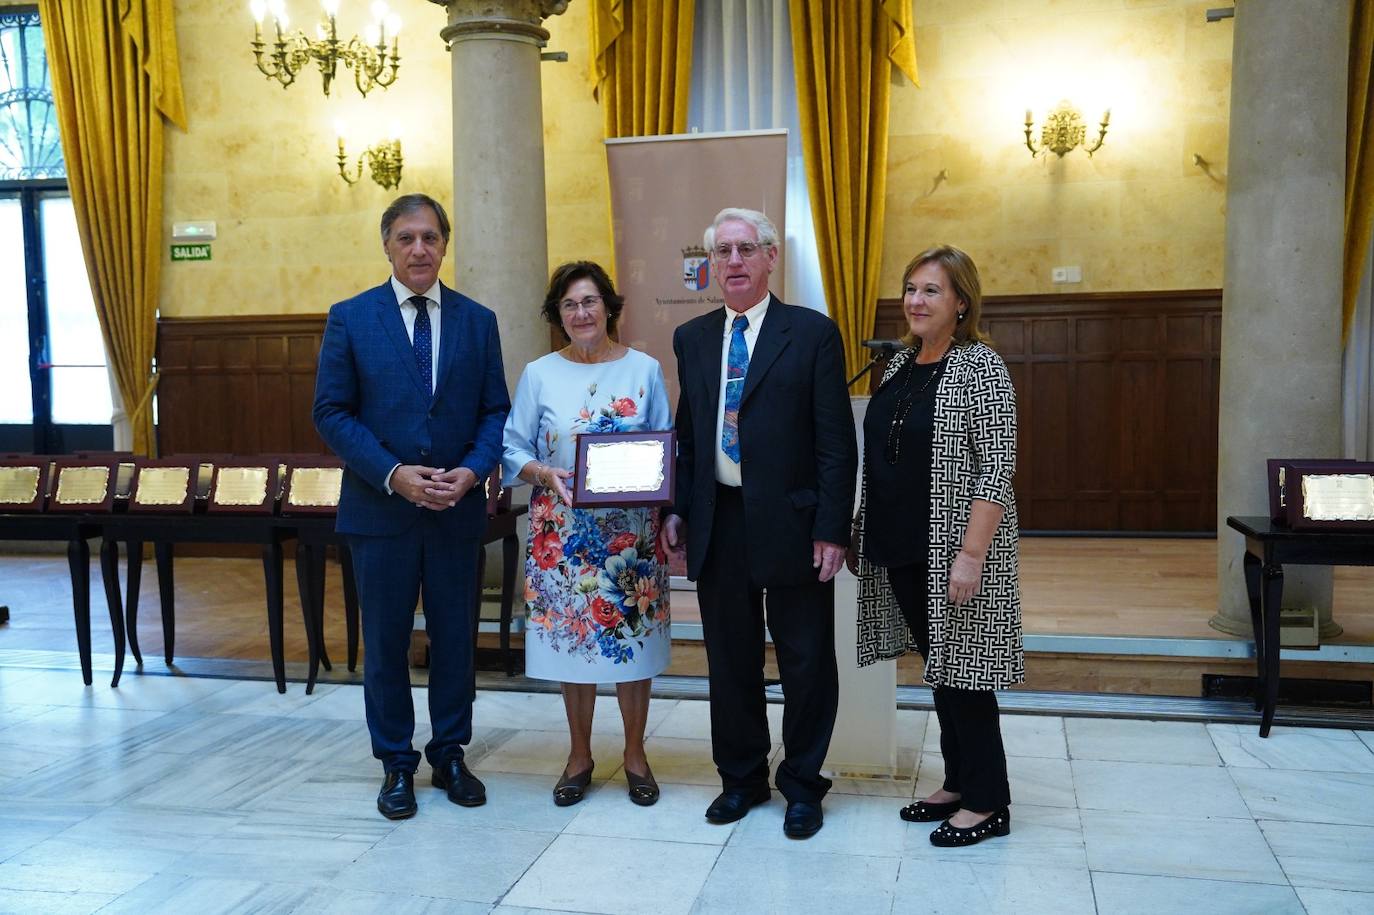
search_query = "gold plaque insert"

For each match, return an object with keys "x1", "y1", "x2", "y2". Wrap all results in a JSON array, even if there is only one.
[
  {"x1": 135, "y1": 467, "x2": 192, "y2": 506},
  {"x1": 56, "y1": 466, "x2": 110, "y2": 505},
  {"x1": 1302, "y1": 473, "x2": 1374, "y2": 522},
  {"x1": 288, "y1": 467, "x2": 344, "y2": 507},
  {"x1": 0, "y1": 466, "x2": 41, "y2": 505},
  {"x1": 214, "y1": 467, "x2": 270, "y2": 506}
]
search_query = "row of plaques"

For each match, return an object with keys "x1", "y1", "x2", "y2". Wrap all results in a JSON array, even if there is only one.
[
  {"x1": 0, "y1": 457, "x2": 344, "y2": 516},
  {"x1": 1268, "y1": 458, "x2": 1374, "y2": 532}
]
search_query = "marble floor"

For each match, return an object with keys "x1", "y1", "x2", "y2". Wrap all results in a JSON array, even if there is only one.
[{"x1": 1, "y1": 662, "x2": 1372, "y2": 915}]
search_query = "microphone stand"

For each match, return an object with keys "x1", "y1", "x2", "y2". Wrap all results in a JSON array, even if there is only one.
[
  {"x1": 848, "y1": 339, "x2": 905, "y2": 389},
  {"x1": 848, "y1": 356, "x2": 882, "y2": 389}
]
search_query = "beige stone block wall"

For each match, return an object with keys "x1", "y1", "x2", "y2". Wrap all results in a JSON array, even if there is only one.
[
  {"x1": 159, "y1": 0, "x2": 609, "y2": 318},
  {"x1": 882, "y1": 0, "x2": 1231, "y2": 297}
]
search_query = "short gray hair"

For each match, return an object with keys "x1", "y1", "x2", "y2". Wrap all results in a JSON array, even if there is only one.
[
  {"x1": 703, "y1": 207, "x2": 779, "y2": 251},
  {"x1": 380, "y1": 193, "x2": 451, "y2": 244}
]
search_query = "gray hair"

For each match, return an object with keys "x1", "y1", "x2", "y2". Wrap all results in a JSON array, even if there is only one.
[
  {"x1": 380, "y1": 193, "x2": 451, "y2": 244},
  {"x1": 703, "y1": 207, "x2": 779, "y2": 251}
]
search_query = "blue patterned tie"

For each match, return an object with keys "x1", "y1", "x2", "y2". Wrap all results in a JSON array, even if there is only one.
[
  {"x1": 721, "y1": 314, "x2": 749, "y2": 462},
  {"x1": 410, "y1": 295, "x2": 432, "y2": 395}
]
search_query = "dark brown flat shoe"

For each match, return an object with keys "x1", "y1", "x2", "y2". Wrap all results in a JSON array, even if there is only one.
[
  {"x1": 625, "y1": 765, "x2": 660, "y2": 807},
  {"x1": 553, "y1": 763, "x2": 594, "y2": 807}
]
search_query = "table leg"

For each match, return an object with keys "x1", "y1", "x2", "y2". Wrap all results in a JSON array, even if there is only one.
[
  {"x1": 125, "y1": 540, "x2": 144, "y2": 668},
  {"x1": 99, "y1": 539, "x2": 126, "y2": 688},
  {"x1": 501, "y1": 533, "x2": 518, "y2": 677},
  {"x1": 155, "y1": 542, "x2": 176, "y2": 664},
  {"x1": 294, "y1": 542, "x2": 321, "y2": 695},
  {"x1": 68, "y1": 536, "x2": 92, "y2": 686},
  {"x1": 313, "y1": 548, "x2": 332, "y2": 672},
  {"x1": 1241, "y1": 551, "x2": 1263, "y2": 711},
  {"x1": 340, "y1": 542, "x2": 359, "y2": 672},
  {"x1": 1260, "y1": 563, "x2": 1284, "y2": 738},
  {"x1": 264, "y1": 541, "x2": 286, "y2": 694},
  {"x1": 471, "y1": 544, "x2": 486, "y2": 701}
]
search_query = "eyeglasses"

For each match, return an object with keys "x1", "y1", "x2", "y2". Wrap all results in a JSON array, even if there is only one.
[
  {"x1": 558, "y1": 294, "x2": 603, "y2": 314},
  {"x1": 711, "y1": 242, "x2": 766, "y2": 260}
]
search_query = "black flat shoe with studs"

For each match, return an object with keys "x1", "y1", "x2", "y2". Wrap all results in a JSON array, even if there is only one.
[
  {"x1": 899, "y1": 797, "x2": 962, "y2": 823},
  {"x1": 929, "y1": 807, "x2": 1010, "y2": 847}
]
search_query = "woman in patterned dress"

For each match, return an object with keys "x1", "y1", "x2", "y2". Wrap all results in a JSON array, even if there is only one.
[
  {"x1": 847, "y1": 245, "x2": 1024, "y2": 847},
  {"x1": 502, "y1": 261, "x2": 671, "y2": 807}
]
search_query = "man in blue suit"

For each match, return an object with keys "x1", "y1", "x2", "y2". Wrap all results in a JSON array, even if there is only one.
[{"x1": 313, "y1": 193, "x2": 510, "y2": 819}]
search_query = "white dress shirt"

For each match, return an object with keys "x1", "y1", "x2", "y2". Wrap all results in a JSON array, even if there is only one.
[
  {"x1": 384, "y1": 275, "x2": 442, "y2": 493},
  {"x1": 390, "y1": 275, "x2": 441, "y2": 391},
  {"x1": 714, "y1": 293, "x2": 770, "y2": 486}
]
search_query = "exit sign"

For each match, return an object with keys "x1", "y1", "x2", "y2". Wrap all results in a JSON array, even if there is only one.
[{"x1": 170, "y1": 243, "x2": 211, "y2": 261}]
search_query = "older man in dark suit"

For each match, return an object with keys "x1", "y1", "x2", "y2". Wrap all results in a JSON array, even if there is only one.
[
  {"x1": 660, "y1": 207, "x2": 857, "y2": 838},
  {"x1": 313, "y1": 193, "x2": 510, "y2": 819}
]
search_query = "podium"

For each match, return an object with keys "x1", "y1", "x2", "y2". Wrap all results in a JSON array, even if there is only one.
[{"x1": 824, "y1": 395, "x2": 898, "y2": 776}]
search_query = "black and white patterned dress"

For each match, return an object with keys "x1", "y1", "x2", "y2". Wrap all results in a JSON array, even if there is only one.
[{"x1": 855, "y1": 341, "x2": 1024, "y2": 691}]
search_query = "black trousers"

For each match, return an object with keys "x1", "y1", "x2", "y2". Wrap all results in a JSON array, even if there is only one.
[
  {"x1": 696, "y1": 484, "x2": 839, "y2": 803},
  {"x1": 888, "y1": 561, "x2": 1011, "y2": 811}
]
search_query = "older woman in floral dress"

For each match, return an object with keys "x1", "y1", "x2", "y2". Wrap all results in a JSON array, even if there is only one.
[{"x1": 502, "y1": 261, "x2": 671, "y2": 808}]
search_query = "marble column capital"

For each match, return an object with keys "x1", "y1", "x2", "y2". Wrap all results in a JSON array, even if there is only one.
[{"x1": 431, "y1": 0, "x2": 569, "y2": 46}]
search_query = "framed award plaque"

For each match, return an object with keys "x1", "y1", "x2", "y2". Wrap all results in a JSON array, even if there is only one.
[
  {"x1": 1267, "y1": 458, "x2": 1351, "y2": 525},
  {"x1": 282, "y1": 459, "x2": 345, "y2": 516},
  {"x1": 0, "y1": 458, "x2": 48, "y2": 513},
  {"x1": 571, "y1": 430, "x2": 676, "y2": 508},
  {"x1": 48, "y1": 460, "x2": 118, "y2": 513},
  {"x1": 128, "y1": 460, "x2": 197, "y2": 513},
  {"x1": 1284, "y1": 460, "x2": 1374, "y2": 532},
  {"x1": 208, "y1": 462, "x2": 279, "y2": 514}
]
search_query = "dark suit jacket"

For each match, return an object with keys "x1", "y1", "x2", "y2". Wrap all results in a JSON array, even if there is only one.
[
  {"x1": 671, "y1": 294, "x2": 857, "y2": 586},
  {"x1": 312, "y1": 280, "x2": 510, "y2": 539}
]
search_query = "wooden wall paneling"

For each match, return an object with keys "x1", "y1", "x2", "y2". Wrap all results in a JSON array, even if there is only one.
[
  {"x1": 872, "y1": 290, "x2": 1222, "y2": 532},
  {"x1": 157, "y1": 316, "x2": 330, "y2": 458}
]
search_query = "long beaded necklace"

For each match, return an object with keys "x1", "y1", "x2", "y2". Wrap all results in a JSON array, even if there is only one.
[{"x1": 883, "y1": 346, "x2": 950, "y2": 465}]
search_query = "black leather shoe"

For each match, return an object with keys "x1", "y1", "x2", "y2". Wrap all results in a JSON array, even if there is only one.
[
  {"x1": 377, "y1": 770, "x2": 417, "y2": 820},
  {"x1": 432, "y1": 758, "x2": 487, "y2": 807},
  {"x1": 783, "y1": 800, "x2": 824, "y2": 838},
  {"x1": 705, "y1": 787, "x2": 771, "y2": 824},
  {"x1": 899, "y1": 797, "x2": 962, "y2": 823},
  {"x1": 929, "y1": 807, "x2": 1010, "y2": 847}
]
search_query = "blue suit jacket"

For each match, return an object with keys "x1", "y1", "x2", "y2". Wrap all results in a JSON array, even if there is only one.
[{"x1": 312, "y1": 280, "x2": 511, "y2": 538}]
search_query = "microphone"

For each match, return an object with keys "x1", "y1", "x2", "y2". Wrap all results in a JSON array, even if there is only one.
[{"x1": 861, "y1": 338, "x2": 905, "y2": 354}]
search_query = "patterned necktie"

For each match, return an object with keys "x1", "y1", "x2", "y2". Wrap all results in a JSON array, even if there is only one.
[
  {"x1": 721, "y1": 314, "x2": 749, "y2": 462},
  {"x1": 410, "y1": 295, "x2": 432, "y2": 394}
]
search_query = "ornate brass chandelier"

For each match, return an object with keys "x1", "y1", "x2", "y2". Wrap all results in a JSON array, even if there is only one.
[
  {"x1": 249, "y1": 0, "x2": 401, "y2": 97},
  {"x1": 337, "y1": 130, "x2": 403, "y2": 190}
]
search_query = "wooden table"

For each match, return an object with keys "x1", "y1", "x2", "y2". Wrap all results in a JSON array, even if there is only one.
[
  {"x1": 0, "y1": 513, "x2": 107, "y2": 685},
  {"x1": 1226, "y1": 515, "x2": 1374, "y2": 736}
]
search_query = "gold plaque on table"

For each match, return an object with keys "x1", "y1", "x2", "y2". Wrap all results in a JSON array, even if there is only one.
[
  {"x1": 0, "y1": 466, "x2": 41, "y2": 506},
  {"x1": 134, "y1": 467, "x2": 192, "y2": 507},
  {"x1": 213, "y1": 466, "x2": 270, "y2": 507},
  {"x1": 55, "y1": 466, "x2": 110, "y2": 505},
  {"x1": 1301, "y1": 474, "x2": 1374, "y2": 522},
  {"x1": 287, "y1": 467, "x2": 343, "y2": 508}
]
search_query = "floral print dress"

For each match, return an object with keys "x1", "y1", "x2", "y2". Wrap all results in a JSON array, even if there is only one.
[{"x1": 501, "y1": 348, "x2": 672, "y2": 683}]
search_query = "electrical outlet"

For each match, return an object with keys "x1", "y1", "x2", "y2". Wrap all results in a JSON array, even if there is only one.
[{"x1": 1051, "y1": 266, "x2": 1068, "y2": 283}]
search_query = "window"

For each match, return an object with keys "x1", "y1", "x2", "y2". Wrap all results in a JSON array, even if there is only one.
[{"x1": 0, "y1": 7, "x2": 112, "y2": 452}]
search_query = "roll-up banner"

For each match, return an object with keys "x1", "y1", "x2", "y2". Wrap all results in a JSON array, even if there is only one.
[{"x1": 605, "y1": 129, "x2": 789, "y2": 408}]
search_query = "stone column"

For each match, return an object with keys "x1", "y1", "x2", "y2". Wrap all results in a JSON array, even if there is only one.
[
  {"x1": 1211, "y1": 0, "x2": 1349, "y2": 638},
  {"x1": 437, "y1": 0, "x2": 568, "y2": 393}
]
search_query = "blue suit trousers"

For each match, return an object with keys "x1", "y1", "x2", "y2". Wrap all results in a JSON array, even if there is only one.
[{"x1": 349, "y1": 516, "x2": 479, "y2": 773}]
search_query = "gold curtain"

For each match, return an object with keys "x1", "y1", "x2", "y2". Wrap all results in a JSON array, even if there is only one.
[
  {"x1": 789, "y1": 0, "x2": 918, "y2": 393},
  {"x1": 38, "y1": 0, "x2": 186, "y2": 455},
  {"x1": 1345, "y1": 0, "x2": 1374, "y2": 344},
  {"x1": 590, "y1": 0, "x2": 695, "y2": 139}
]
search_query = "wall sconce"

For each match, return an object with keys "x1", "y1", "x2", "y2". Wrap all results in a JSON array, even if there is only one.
[
  {"x1": 1025, "y1": 101, "x2": 1110, "y2": 158},
  {"x1": 337, "y1": 128, "x2": 403, "y2": 190},
  {"x1": 249, "y1": 0, "x2": 401, "y2": 97}
]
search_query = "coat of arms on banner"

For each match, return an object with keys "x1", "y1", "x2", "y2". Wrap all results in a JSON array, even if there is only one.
[{"x1": 682, "y1": 245, "x2": 710, "y2": 292}]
